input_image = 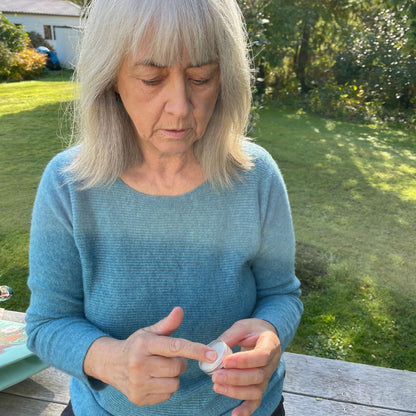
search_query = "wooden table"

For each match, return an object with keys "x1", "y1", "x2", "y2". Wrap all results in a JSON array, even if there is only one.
[{"x1": 1, "y1": 309, "x2": 416, "y2": 415}]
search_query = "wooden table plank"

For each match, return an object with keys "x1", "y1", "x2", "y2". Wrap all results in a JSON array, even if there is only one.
[
  {"x1": 284, "y1": 352, "x2": 416, "y2": 413},
  {"x1": 3, "y1": 366, "x2": 70, "y2": 404},
  {"x1": 284, "y1": 392, "x2": 416, "y2": 416},
  {"x1": 0, "y1": 392, "x2": 66, "y2": 416}
]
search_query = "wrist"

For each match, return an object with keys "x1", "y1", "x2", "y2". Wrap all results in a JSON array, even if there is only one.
[{"x1": 83, "y1": 336, "x2": 121, "y2": 385}]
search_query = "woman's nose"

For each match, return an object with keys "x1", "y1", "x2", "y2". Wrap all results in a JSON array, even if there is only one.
[{"x1": 164, "y1": 77, "x2": 193, "y2": 117}]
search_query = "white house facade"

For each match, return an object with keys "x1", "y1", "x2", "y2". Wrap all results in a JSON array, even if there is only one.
[{"x1": 0, "y1": 0, "x2": 82, "y2": 68}]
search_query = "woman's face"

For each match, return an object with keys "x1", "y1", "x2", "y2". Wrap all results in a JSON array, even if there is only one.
[{"x1": 115, "y1": 52, "x2": 220, "y2": 160}]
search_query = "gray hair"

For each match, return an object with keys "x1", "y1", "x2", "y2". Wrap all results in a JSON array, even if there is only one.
[{"x1": 67, "y1": 0, "x2": 253, "y2": 189}]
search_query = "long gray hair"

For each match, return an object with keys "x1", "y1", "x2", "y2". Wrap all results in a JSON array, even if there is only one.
[{"x1": 67, "y1": 0, "x2": 253, "y2": 189}]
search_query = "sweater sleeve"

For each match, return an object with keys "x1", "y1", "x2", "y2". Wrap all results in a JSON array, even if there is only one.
[
  {"x1": 250, "y1": 150, "x2": 303, "y2": 352},
  {"x1": 25, "y1": 153, "x2": 108, "y2": 387}
]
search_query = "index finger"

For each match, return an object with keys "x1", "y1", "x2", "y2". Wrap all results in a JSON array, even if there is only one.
[{"x1": 148, "y1": 336, "x2": 218, "y2": 363}]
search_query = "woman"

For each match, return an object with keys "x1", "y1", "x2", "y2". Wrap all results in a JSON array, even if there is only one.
[{"x1": 26, "y1": 0, "x2": 303, "y2": 415}]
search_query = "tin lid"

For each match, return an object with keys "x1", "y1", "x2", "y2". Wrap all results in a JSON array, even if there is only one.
[{"x1": 199, "y1": 339, "x2": 231, "y2": 375}]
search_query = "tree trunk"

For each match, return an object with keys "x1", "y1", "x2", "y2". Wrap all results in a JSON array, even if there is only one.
[{"x1": 295, "y1": 20, "x2": 312, "y2": 93}]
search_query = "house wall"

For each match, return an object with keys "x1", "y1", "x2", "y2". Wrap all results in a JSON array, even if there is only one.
[
  {"x1": 3, "y1": 13, "x2": 81, "y2": 68},
  {"x1": 55, "y1": 27, "x2": 81, "y2": 69}
]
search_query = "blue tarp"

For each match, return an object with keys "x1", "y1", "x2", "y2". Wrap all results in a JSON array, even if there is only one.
[{"x1": 36, "y1": 46, "x2": 61, "y2": 69}]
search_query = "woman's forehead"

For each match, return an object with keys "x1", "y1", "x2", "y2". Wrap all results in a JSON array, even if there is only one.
[
  {"x1": 128, "y1": 16, "x2": 219, "y2": 68},
  {"x1": 129, "y1": 45, "x2": 218, "y2": 69}
]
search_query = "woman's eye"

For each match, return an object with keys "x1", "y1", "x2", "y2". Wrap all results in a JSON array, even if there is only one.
[
  {"x1": 141, "y1": 79, "x2": 162, "y2": 86},
  {"x1": 192, "y1": 78, "x2": 210, "y2": 85}
]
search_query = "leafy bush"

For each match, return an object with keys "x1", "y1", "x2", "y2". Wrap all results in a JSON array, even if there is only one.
[
  {"x1": 27, "y1": 31, "x2": 55, "y2": 52},
  {"x1": 331, "y1": 8, "x2": 416, "y2": 125},
  {"x1": 0, "y1": 40, "x2": 13, "y2": 77},
  {"x1": 306, "y1": 79, "x2": 379, "y2": 122},
  {"x1": 6, "y1": 48, "x2": 46, "y2": 81},
  {"x1": 0, "y1": 14, "x2": 47, "y2": 81},
  {"x1": 0, "y1": 13, "x2": 27, "y2": 52}
]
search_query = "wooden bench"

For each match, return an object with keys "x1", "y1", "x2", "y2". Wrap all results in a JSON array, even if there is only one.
[{"x1": 1, "y1": 309, "x2": 415, "y2": 415}]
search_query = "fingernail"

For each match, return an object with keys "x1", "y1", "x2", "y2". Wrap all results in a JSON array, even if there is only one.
[
  {"x1": 206, "y1": 349, "x2": 218, "y2": 362},
  {"x1": 223, "y1": 357, "x2": 235, "y2": 368}
]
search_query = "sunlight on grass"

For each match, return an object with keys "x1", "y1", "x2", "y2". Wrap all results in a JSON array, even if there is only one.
[
  {"x1": 0, "y1": 80, "x2": 75, "y2": 116},
  {"x1": 348, "y1": 141, "x2": 416, "y2": 202},
  {"x1": 1, "y1": 72, "x2": 75, "y2": 311},
  {"x1": 255, "y1": 106, "x2": 416, "y2": 370},
  {"x1": 294, "y1": 268, "x2": 416, "y2": 370}
]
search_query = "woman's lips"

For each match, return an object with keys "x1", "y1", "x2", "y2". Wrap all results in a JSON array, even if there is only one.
[{"x1": 161, "y1": 129, "x2": 190, "y2": 138}]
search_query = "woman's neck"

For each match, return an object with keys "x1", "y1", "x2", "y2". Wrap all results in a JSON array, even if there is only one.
[{"x1": 120, "y1": 152, "x2": 206, "y2": 196}]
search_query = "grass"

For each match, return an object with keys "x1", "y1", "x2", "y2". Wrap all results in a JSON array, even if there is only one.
[
  {"x1": 0, "y1": 70, "x2": 74, "y2": 311},
  {"x1": 254, "y1": 107, "x2": 416, "y2": 370},
  {"x1": 1, "y1": 73, "x2": 415, "y2": 371}
]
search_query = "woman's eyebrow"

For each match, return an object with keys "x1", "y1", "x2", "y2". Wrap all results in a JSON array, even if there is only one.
[
  {"x1": 133, "y1": 60, "x2": 218, "y2": 69},
  {"x1": 133, "y1": 60, "x2": 165, "y2": 68}
]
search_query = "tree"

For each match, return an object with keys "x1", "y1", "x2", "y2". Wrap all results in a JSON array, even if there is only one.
[
  {"x1": 334, "y1": 5, "x2": 416, "y2": 111},
  {"x1": 0, "y1": 13, "x2": 27, "y2": 78},
  {"x1": 261, "y1": 0, "x2": 357, "y2": 93},
  {"x1": 0, "y1": 12, "x2": 26, "y2": 52},
  {"x1": 0, "y1": 13, "x2": 46, "y2": 81}
]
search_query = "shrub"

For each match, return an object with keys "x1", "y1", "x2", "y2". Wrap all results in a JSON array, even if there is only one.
[
  {"x1": 0, "y1": 40, "x2": 13, "y2": 78},
  {"x1": 0, "y1": 13, "x2": 27, "y2": 52},
  {"x1": 332, "y1": 8, "x2": 416, "y2": 120},
  {"x1": 7, "y1": 48, "x2": 46, "y2": 81},
  {"x1": 27, "y1": 31, "x2": 55, "y2": 52},
  {"x1": 306, "y1": 79, "x2": 378, "y2": 122}
]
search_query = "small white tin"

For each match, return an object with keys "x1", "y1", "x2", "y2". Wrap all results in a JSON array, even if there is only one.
[{"x1": 199, "y1": 339, "x2": 232, "y2": 376}]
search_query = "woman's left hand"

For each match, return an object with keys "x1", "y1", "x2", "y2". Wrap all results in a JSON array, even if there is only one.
[{"x1": 212, "y1": 319, "x2": 281, "y2": 416}]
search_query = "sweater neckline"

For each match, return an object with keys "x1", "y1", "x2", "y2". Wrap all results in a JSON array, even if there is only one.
[{"x1": 115, "y1": 177, "x2": 209, "y2": 199}]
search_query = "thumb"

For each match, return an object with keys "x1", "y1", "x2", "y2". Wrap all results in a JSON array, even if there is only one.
[{"x1": 144, "y1": 306, "x2": 184, "y2": 337}]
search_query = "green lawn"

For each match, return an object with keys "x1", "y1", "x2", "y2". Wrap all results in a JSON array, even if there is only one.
[
  {"x1": 254, "y1": 107, "x2": 416, "y2": 370},
  {"x1": 1, "y1": 73, "x2": 415, "y2": 371},
  {"x1": 0, "y1": 71, "x2": 74, "y2": 311}
]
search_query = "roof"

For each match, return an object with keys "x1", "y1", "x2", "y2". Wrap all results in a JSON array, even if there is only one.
[{"x1": 0, "y1": 0, "x2": 81, "y2": 17}]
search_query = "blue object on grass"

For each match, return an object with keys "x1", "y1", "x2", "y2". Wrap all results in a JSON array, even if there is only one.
[{"x1": 36, "y1": 46, "x2": 61, "y2": 70}]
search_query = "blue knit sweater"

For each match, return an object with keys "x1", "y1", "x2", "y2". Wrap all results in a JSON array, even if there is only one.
[{"x1": 26, "y1": 142, "x2": 303, "y2": 415}]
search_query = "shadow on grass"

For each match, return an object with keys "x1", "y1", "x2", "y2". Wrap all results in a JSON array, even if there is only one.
[
  {"x1": 294, "y1": 239, "x2": 416, "y2": 371},
  {"x1": 255, "y1": 107, "x2": 416, "y2": 370},
  {"x1": 1, "y1": 102, "x2": 72, "y2": 313},
  {"x1": 1, "y1": 101, "x2": 72, "y2": 232}
]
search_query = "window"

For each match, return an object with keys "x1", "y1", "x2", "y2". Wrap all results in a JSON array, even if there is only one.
[{"x1": 44, "y1": 25, "x2": 52, "y2": 40}]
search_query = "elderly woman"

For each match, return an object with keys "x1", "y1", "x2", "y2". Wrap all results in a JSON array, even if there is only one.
[{"x1": 26, "y1": 0, "x2": 303, "y2": 415}]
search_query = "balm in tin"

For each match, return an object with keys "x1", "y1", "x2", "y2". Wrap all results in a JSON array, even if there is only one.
[{"x1": 199, "y1": 339, "x2": 232, "y2": 376}]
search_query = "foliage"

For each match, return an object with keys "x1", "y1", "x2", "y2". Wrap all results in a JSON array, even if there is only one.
[
  {"x1": 0, "y1": 40, "x2": 13, "y2": 78},
  {"x1": 5, "y1": 48, "x2": 47, "y2": 81},
  {"x1": 62, "y1": 1, "x2": 416, "y2": 126},
  {"x1": 0, "y1": 13, "x2": 27, "y2": 53},
  {"x1": 27, "y1": 31, "x2": 55, "y2": 52},
  {"x1": 0, "y1": 14, "x2": 46, "y2": 81},
  {"x1": 301, "y1": 6, "x2": 416, "y2": 126},
  {"x1": 333, "y1": 8, "x2": 416, "y2": 111},
  {"x1": 241, "y1": 1, "x2": 416, "y2": 127}
]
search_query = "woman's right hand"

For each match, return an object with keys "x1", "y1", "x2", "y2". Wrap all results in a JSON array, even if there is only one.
[{"x1": 83, "y1": 306, "x2": 218, "y2": 405}]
